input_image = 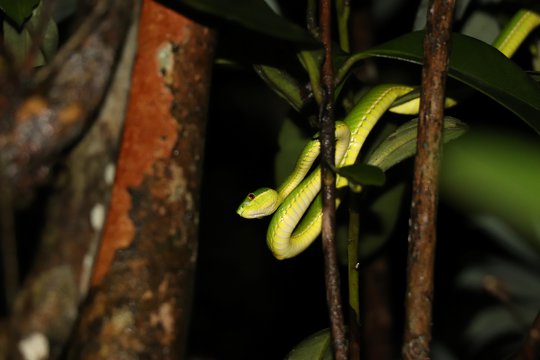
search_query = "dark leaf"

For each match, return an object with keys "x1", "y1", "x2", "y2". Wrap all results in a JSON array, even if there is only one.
[
  {"x1": 0, "y1": 0, "x2": 39, "y2": 26},
  {"x1": 3, "y1": 20, "x2": 45, "y2": 66},
  {"x1": 53, "y1": 0, "x2": 77, "y2": 22},
  {"x1": 179, "y1": 0, "x2": 319, "y2": 46},
  {"x1": 254, "y1": 65, "x2": 304, "y2": 111},
  {"x1": 336, "y1": 163, "x2": 385, "y2": 190},
  {"x1": 337, "y1": 31, "x2": 540, "y2": 134},
  {"x1": 2, "y1": 1, "x2": 58, "y2": 66}
]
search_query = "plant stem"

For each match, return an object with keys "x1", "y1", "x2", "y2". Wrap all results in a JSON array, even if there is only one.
[
  {"x1": 348, "y1": 202, "x2": 360, "y2": 323},
  {"x1": 348, "y1": 196, "x2": 361, "y2": 360},
  {"x1": 319, "y1": 0, "x2": 347, "y2": 359},
  {"x1": 336, "y1": 0, "x2": 351, "y2": 52},
  {"x1": 402, "y1": 0, "x2": 455, "y2": 359}
]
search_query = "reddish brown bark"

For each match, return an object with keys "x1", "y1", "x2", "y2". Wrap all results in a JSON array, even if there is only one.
[
  {"x1": 402, "y1": 0, "x2": 455, "y2": 359},
  {"x1": 319, "y1": 0, "x2": 347, "y2": 360},
  {"x1": 71, "y1": 1, "x2": 215, "y2": 358}
]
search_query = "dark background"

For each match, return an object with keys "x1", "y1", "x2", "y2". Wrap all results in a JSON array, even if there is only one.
[{"x1": 1, "y1": 1, "x2": 538, "y2": 359}]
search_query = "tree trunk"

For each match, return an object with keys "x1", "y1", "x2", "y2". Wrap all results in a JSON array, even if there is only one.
[
  {"x1": 70, "y1": 1, "x2": 216, "y2": 358},
  {"x1": 3, "y1": 1, "x2": 137, "y2": 358}
]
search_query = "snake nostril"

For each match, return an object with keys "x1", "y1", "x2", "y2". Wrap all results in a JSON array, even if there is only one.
[{"x1": 248, "y1": 193, "x2": 255, "y2": 200}]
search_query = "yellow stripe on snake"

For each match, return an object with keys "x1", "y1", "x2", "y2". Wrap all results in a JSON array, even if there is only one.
[{"x1": 237, "y1": 9, "x2": 540, "y2": 260}]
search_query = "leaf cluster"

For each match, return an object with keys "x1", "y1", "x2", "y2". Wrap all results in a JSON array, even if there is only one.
[{"x1": 0, "y1": 0, "x2": 59, "y2": 67}]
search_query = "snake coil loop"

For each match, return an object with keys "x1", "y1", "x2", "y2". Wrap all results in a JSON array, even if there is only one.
[{"x1": 237, "y1": 9, "x2": 540, "y2": 259}]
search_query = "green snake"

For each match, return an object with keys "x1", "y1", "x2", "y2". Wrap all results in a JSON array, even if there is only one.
[{"x1": 237, "y1": 9, "x2": 540, "y2": 260}]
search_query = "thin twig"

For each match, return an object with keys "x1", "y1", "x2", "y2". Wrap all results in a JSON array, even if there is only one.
[
  {"x1": 348, "y1": 196, "x2": 361, "y2": 360},
  {"x1": 319, "y1": 0, "x2": 347, "y2": 359},
  {"x1": 513, "y1": 310, "x2": 540, "y2": 360},
  {"x1": 335, "y1": 0, "x2": 351, "y2": 52},
  {"x1": 402, "y1": 0, "x2": 455, "y2": 359}
]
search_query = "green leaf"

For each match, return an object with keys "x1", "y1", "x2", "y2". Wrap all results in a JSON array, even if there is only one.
[
  {"x1": 39, "y1": 18, "x2": 59, "y2": 62},
  {"x1": 2, "y1": 1, "x2": 58, "y2": 66},
  {"x1": 337, "y1": 32, "x2": 540, "y2": 134},
  {"x1": 3, "y1": 20, "x2": 45, "y2": 66},
  {"x1": 0, "y1": 0, "x2": 39, "y2": 26},
  {"x1": 179, "y1": 0, "x2": 319, "y2": 46},
  {"x1": 26, "y1": 2, "x2": 58, "y2": 62},
  {"x1": 440, "y1": 130, "x2": 540, "y2": 248},
  {"x1": 336, "y1": 163, "x2": 385, "y2": 190},
  {"x1": 286, "y1": 329, "x2": 333, "y2": 360},
  {"x1": 254, "y1": 65, "x2": 304, "y2": 111},
  {"x1": 366, "y1": 116, "x2": 467, "y2": 171},
  {"x1": 298, "y1": 50, "x2": 324, "y2": 105}
]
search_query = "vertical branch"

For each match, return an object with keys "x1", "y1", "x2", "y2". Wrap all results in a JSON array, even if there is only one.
[
  {"x1": 71, "y1": 1, "x2": 216, "y2": 358},
  {"x1": 347, "y1": 198, "x2": 361, "y2": 360},
  {"x1": 402, "y1": 0, "x2": 455, "y2": 359},
  {"x1": 319, "y1": 0, "x2": 347, "y2": 359},
  {"x1": 513, "y1": 310, "x2": 540, "y2": 360}
]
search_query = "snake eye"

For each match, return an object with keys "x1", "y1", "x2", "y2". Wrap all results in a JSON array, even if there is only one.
[{"x1": 247, "y1": 193, "x2": 256, "y2": 200}]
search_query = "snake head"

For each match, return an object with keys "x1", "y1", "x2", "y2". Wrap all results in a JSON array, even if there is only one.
[{"x1": 236, "y1": 187, "x2": 279, "y2": 219}]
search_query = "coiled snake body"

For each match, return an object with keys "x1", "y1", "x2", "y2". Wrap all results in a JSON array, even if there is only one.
[{"x1": 237, "y1": 10, "x2": 540, "y2": 260}]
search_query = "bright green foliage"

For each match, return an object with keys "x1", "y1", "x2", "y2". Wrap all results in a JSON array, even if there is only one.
[
  {"x1": 366, "y1": 116, "x2": 468, "y2": 171},
  {"x1": 286, "y1": 329, "x2": 333, "y2": 360}
]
